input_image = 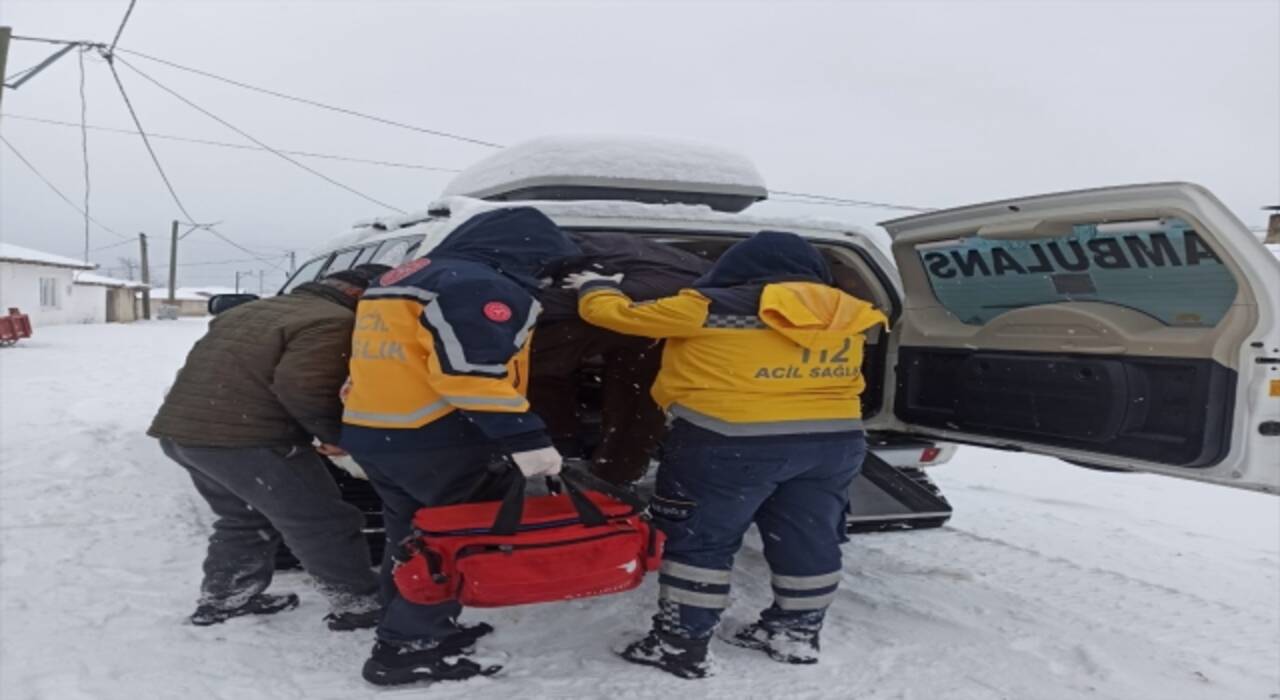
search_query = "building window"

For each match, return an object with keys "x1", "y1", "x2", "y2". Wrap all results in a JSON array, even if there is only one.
[{"x1": 39, "y1": 277, "x2": 60, "y2": 309}]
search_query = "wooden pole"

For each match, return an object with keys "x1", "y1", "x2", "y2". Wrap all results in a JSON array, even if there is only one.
[
  {"x1": 167, "y1": 220, "x2": 179, "y2": 303},
  {"x1": 138, "y1": 233, "x2": 152, "y2": 320},
  {"x1": 0, "y1": 27, "x2": 11, "y2": 112}
]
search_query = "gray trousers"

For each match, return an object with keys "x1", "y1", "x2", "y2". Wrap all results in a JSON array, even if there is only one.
[{"x1": 159, "y1": 438, "x2": 380, "y2": 614}]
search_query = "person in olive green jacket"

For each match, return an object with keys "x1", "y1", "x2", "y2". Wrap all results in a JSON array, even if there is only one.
[{"x1": 150, "y1": 264, "x2": 388, "y2": 629}]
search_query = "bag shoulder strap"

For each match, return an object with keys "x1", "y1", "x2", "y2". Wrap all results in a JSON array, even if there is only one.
[
  {"x1": 487, "y1": 465, "x2": 617, "y2": 535},
  {"x1": 489, "y1": 474, "x2": 528, "y2": 536},
  {"x1": 558, "y1": 465, "x2": 648, "y2": 513}
]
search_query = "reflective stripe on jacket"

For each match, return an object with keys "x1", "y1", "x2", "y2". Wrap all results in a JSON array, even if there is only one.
[
  {"x1": 578, "y1": 279, "x2": 888, "y2": 435},
  {"x1": 342, "y1": 258, "x2": 545, "y2": 443}
]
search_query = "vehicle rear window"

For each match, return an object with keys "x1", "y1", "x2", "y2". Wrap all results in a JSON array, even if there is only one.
[
  {"x1": 917, "y1": 217, "x2": 1238, "y2": 327},
  {"x1": 369, "y1": 237, "x2": 418, "y2": 266},
  {"x1": 280, "y1": 256, "x2": 329, "y2": 294},
  {"x1": 325, "y1": 248, "x2": 363, "y2": 273}
]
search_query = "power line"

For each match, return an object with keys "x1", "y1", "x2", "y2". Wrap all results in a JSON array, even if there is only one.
[
  {"x1": 170, "y1": 254, "x2": 291, "y2": 267},
  {"x1": 3, "y1": 43, "x2": 78, "y2": 90},
  {"x1": 0, "y1": 134, "x2": 131, "y2": 241},
  {"x1": 10, "y1": 36, "x2": 931, "y2": 218},
  {"x1": 115, "y1": 47, "x2": 505, "y2": 149},
  {"x1": 108, "y1": 0, "x2": 138, "y2": 56},
  {"x1": 78, "y1": 49, "x2": 93, "y2": 261},
  {"x1": 2, "y1": 114, "x2": 464, "y2": 172},
  {"x1": 771, "y1": 190, "x2": 934, "y2": 213},
  {"x1": 114, "y1": 54, "x2": 409, "y2": 214},
  {"x1": 103, "y1": 53, "x2": 200, "y2": 225},
  {"x1": 91, "y1": 238, "x2": 139, "y2": 253},
  {"x1": 201, "y1": 227, "x2": 287, "y2": 272},
  {"x1": 9, "y1": 35, "x2": 99, "y2": 46},
  {"x1": 4, "y1": 62, "x2": 37, "y2": 83},
  {"x1": 171, "y1": 221, "x2": 287, "y2": 272},
  {"x1": 96, "y1": 57, "x2": 287, "y2": 272}
]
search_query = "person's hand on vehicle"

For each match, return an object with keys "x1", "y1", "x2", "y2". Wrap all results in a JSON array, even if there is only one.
[
  {"x1": 563, "y1": 270, "x2": 624, "y2": 290},
  {"x1": 315, "y1": 443, "x2": 349, "y2": 457},
  {"x1": 511, "y1": 446, "x2": 563, "y2": 477}
]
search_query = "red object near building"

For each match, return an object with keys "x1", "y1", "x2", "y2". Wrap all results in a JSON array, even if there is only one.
[{"x1": 0, "y1": 308, "x2": 33, "y2": 346}]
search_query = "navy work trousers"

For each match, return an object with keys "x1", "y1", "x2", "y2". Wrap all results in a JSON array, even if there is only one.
[
  {"x1": 649, "y1": 421, "x2": 866, "y2": 640},
  {"x1": 354, "y1": 444, "x2": 513, "y2": 645}
]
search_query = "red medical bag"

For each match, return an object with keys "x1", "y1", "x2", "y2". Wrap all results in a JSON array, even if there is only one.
[{"x1": 393, "y1": 468, "x2": 663, "y2": 608}]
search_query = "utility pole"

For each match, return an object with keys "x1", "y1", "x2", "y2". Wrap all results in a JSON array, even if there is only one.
[
  {"x1": 258, "y1": 269, "x2": 265, "y2": 295},
  {"x1": 138, "y1": 233, "x2": 152, "y2": 320},
  {"x1": 0, "y1": 26, "x2": 11, "y2": 112},
  {"x1": 288, "y1": 250, "x2": 297, "y2": 274},
  {"x1": 117, "y1": 257, "x2": 138, "y2": 280},
  {"x1": 168, "y1": 219, "x2": 179, "y2": 304}
]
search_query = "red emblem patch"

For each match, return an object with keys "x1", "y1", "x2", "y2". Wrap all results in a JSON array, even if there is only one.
[
  {"x1": 483, "y1": 301, "x2": 513, "y2": 323},
  {"x1": 379, "y1": 257, "x2": 430, "y2": 286}
]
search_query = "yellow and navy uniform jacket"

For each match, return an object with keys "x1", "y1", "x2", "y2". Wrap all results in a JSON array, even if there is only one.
[
  {"x1": 340, "y1": 207, "x2": 579, "y2": 454},
  {"x1": 577, "y1": 234, "x2": 888, "y2": 437}
]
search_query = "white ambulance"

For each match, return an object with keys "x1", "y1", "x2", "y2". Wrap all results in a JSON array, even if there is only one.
[{"x1": 253, "y1": 136, "x2": 1278, "y2": 546}]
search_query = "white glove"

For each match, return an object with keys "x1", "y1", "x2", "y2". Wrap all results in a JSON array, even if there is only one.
[
  {"x1": 511, "y1": 446, "x2": 563, "y2": 477},
  {"x1": 563, "y1": 271, "x2": 624, "y2": 290},
  {"x1": 328, "y1": 454, "x2": 369, "y2": 481}
]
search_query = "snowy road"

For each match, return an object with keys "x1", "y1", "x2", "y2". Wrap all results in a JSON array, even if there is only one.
[{"x1": 1, "y1": 320, "x2": 1277, "y2": 699}]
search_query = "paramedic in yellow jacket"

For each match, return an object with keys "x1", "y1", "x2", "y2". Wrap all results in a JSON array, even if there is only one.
[
  {"x1": 568, "y1": 230, "x2": 887, "y2": 679},
  {"x1": 340, "y1": 207, "x2": 580, "y2": 687}
]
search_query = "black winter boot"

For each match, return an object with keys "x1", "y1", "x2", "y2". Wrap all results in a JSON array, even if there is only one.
[
  {"x1": 722, "y1": 621, "x2": 820, "y2": 664},
  {"x1": 617, "y1": 629, "x2": 714, "y2": 679},
  {"x1": 361, "y1": 640, "x2": 501, "y2": 687},
  {"x1": 324, "y1": 608, "x2": 382, "y2": 631},
  {"x1": 190, "y1": 593, "x2": 300, "y2": 626},
  {"x1": 440, "y1": 622, "x2": 495, "y2": 653}
]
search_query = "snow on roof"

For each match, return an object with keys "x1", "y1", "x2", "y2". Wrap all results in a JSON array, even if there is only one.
[
  {"x1": 73, "y1": 272, "x2": 149, "y2": 289},
  {"x1": 441, "y1": 135, "x2": 768, "y2": 201},
  {"x1": 136, "y1": 286, "x2": 238, "y2": 301},
  {"x1": 327, "y1": 196, "x2": 892, "y2": 259},
  {"x1": 0, "y1": 243, "x2": 96, "y2": 270}
]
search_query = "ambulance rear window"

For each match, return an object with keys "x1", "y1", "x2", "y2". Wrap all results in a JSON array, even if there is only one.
[{"x1": 917, "y1": 217, "x2": 1238, "y2": 327}]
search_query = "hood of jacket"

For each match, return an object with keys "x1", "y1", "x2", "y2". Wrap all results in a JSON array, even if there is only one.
[
  {"x1": 432, "y1": 207, "x2": 581, "y2": 291},
  {"x1": 758, "y1": 282, "x2": 888, "y2": 349},
  {"x1": 539, "y1": 232, "x2": 712, "y2": 321},
  {"x1": 292, "y1": 280, "x2": 360, "y2": 311},
  {"x1": 694, "y1": 230, "x2": 834, "y2": 289}
]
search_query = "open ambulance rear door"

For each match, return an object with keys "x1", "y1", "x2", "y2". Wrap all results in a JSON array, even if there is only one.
[{"x1": 881, "y1": 182, "x2": 1280, "y2": 493}]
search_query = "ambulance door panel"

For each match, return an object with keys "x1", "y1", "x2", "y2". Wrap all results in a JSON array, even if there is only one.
[{"x1": 881, "y1": 182, "x2": 1280, "y2": 492}]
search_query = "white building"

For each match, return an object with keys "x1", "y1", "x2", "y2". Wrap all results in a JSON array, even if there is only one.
[
  {"x1": 73, "y1": 272, "x2": 150, "y2": 323},
  {"x1": 0, "y1": 243, "x2": 100, "y2": 326},
  {"x1": 138, "y1": 286, "x2": 238, "y2": 317}
]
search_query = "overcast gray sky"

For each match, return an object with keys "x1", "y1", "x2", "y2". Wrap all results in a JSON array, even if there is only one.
[{"x1": 1, "y1": 0, "x2": 1276, "y2": 290}]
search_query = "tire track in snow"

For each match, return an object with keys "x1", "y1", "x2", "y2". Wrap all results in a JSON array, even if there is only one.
[{"x1": 856, "y1": 527, "x2": 1280, "y2": 686}]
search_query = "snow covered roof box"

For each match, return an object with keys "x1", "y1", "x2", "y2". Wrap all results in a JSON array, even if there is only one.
[
  {"x1": 0, "y1": 243, "x2": 96, "y2": 270},
  {"x1": 442, "y1": 135, "x2": 768, "y2": 213}
]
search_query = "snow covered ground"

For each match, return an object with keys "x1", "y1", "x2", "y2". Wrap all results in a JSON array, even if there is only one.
[{"x1": 1, "y1": 320, "x2": 1277, "y2": 700}]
